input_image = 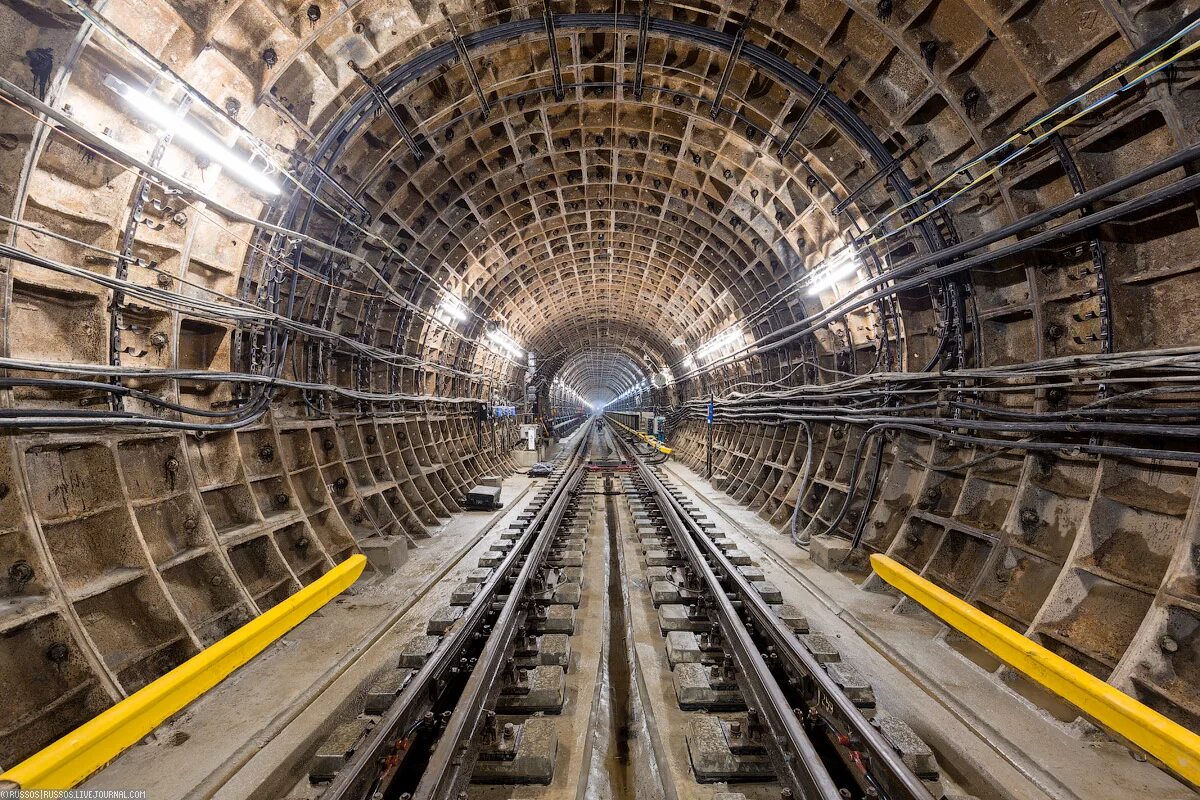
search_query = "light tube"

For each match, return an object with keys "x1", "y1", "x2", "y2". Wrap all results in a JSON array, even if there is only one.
[
  {"x1": 806, "y1": 245, "x2": 861, "y2": 296},
  {"x1": 106, "y1": 75, "x2": 281, "y2": 195}
]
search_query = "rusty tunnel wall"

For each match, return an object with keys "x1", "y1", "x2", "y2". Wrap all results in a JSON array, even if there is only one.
[
  {"x1": 0, "y1": 416, "x2": 518, "y2": 766},
  {"x1": 1, "y1": 0, "x2": 1200, "y2": 780},
  {"x1": 669, "y1": 420, "x2": 1200, "y2": 735}
]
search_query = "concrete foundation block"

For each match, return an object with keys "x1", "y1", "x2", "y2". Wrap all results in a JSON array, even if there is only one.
[
  {"x1": 673, "y1": 663, "x2": 745, "y2": 711},
  {"x1": 310, "y1": 716, "x2": 375, "y2": 781},
  {"x1": 497, "y1": 665, "x2": 566, "y2": 713},
  {"x1": 479, "y1": 550, "x2": 506, "y2": 568},
  {"x1": 651, "y1": 580, "x2": 681, "y2": 605},
  {"x1": 472, "y1": 718, "x2": 559, "y2": 785},
  {"x1": 751, "y1": 580, "x2": 782, "y2": 604},
  {"x1": 398, "y1": 634, "x2": 440, "y2": 667},
  {"x1": 685, "y1": 715, "x2": 773, "y2": 783},
  {"x1": 365, "y1": 668, "x2": 412, "y2": 714},
  {"x1": 549, "y1": 549, "x2": 583, "y2": 568},
  {"x1": 772, "y1": 603, "x2": 809, "y2": 633},
  {"x1": 664, "y1": 630, "x2": 702, "y2": 666},
  {"x1": 427, "y1": 604, "x2": 465, "y2": 634},
  {"x1": 658, "y1": 604, "x2": 709, "y2": 632},
  {"x1": 553, "y1": 582, "x2": 581, "y2": 606},
  {"x1": 465, "y1": 567, "x2": 493, "y2": 583},
  {"x1": 724, "y1": 549, "x2": 752, "y2": 566},
  {"x1": 799, "y1": 633, "x2": 840, "y2": 664},
  {"x1": 512, "y1": 449, "x2": 539, "y2": 468},
  {"x1": 532, "y1": 604, "x2": 576, "y2": 634},
  {"x1": 736, "y1": 566, "x2": 766, "y2": 582},
  {"x1": 451, "y1": 581, "x2": 480, "y2": 606},
  {"x1": 878, "y1": 716, "x2": 940, "y2": 778},
  {"x1": 530, "y1": 633, "x2": 571, "y2": 667},
  {"x1": 809, "y1": 535, "x2": 853, "y2": 571},
  {"x1": 646, "y1": 565, "x2": 673, "y2": 582},
  {"x1": 359, "y1": 536, "x2": 407, "y2": 574},
  {"x1": 645, "y1": 549, "x2": 679, "y2": 567},
  {"x1": 826, "y1": 661, "x2": 875, "y2": 710}
]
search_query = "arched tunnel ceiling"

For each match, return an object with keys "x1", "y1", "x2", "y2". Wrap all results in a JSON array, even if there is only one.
[
  {"x1": 245, "y1": 0, "x2": 1192, "y2": 400},
  {"x1": 2, "y1": 0, "x2": 1200, "y2": 778},
  {"x1": 535, "y1": 316, "x2": 679, "y2": 400},
  {"x1": 275, "y1": 0, "x2": 954, "y2": 397},
  {"x1": 0, "y1": 0, "x2": 1193, "y2": 428},
  {"x1": 9, "y1": 0, "x2": 1190, "y2": 403}
]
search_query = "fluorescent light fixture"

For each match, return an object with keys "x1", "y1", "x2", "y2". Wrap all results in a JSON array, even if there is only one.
[
  {"x1": 485, "y1": 327, "x2": 523, "y2": 359},
  {"x1": 606, "y1": 375, "x2": 649, "y2": 408},
  {"x1": 104, "y1": 75, "x2": 281, "y2": 196},
  {"x1": 436, "y1": 294, "x2": 469, "y2": 323},
  {"x1": 681, "y1": 354, "x2": 697, "y2": 371},
  {"x1": 553, "y1": 379, "x2": 591, "y2": 409},
  {"x1": 695, "y1": 325, "x2": 745, "y2": 361},
  {"x1": 806, "y1": 244, "x2": 862, "y2": 296}
]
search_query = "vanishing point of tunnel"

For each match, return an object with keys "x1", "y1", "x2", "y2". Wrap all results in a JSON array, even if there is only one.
[{"x1": 0, "y1": 0, "x2": 1199, "y2": 798}]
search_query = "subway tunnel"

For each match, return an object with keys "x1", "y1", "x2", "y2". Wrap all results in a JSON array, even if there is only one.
[{"x1": 1, "y1": 0, "x2": 1199, "y2": 797}]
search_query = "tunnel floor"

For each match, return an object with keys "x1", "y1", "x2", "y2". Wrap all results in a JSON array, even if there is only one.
[{"x1": 79, "y1": 441, "x2": 1194, "y2": 800}]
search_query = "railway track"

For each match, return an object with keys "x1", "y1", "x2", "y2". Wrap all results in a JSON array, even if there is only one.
[
  {"x1": 316, "y1": 422, "x2": 595, "y2": 800},
  {"x1": 301, "y1": 418, "x2": 960, "y2": 800},
  {"x1": 612, "y1": 429, "x2": 941, "y2": 800}
]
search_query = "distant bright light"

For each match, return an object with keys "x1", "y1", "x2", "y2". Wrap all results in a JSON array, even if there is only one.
[
  {"x1": 105, "y1": 75, "x2": 281, "y2": 196},
  {"x1": 485, "y1": 327, "x2": 523, "y2": 359},
  {"x1": 436, "y1": 294, "x2": 469, "y2": 324},
  {"x1": 694, "y1": 325, "x2": 746, "y2": 361},
  {"x1": 806, "y1": 244, "x2": 863, "y2": 296},
  {"x1": 553, "y1": 378, "x2": 592, "y2": 410},
  {"x1": 604, "y1": 374, "x2": 653, "y2": 409}
]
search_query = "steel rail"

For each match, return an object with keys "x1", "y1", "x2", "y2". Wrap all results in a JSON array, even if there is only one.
[
  {"x1": 610, "y1": 434, "x2": 840, "y2": 800},
  {"x1": 615, "y1": 429, "x2": 936, "y2": 800},
  {"x1": 322, "y1": 421, "x2": 593, "y2": 800},
  {"x1": 609, "y1": 431, "x2": 835, "y2": 800},
  {"x1": 411, "y1": 440, "x2": 589, "y2": 799}
]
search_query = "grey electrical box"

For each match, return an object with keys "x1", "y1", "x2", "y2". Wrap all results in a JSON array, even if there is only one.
[{"x1": 464, "y1": 485, "x2": 503, "y2": 510}]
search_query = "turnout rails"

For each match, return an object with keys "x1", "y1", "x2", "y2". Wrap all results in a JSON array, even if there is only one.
[
  {"x1": 611, "y1": 429, "x2": 940, "y2": 800},
  {"x1": 319, "y1": 422, "x2": 594, "y2": 800},
  {"x1": 310, "y1": 418, "x2": 951, "y2": 800}
]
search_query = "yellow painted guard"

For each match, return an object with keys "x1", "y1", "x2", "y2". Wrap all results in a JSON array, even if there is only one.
[
  {"x1": 1, "y1": 554, "x2": 367, "y2": 791},
  {"x1": 606, "y1": 416, "x2": 673, "y2": 455},
  {"x1": 870, "y1": 554, "x2": 1200, "y2": 788}
]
